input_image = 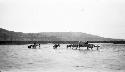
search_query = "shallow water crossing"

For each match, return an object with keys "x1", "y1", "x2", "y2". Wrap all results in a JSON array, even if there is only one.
[{"x1": 0, "y1": 43, "x2": 125, "y2": 72}]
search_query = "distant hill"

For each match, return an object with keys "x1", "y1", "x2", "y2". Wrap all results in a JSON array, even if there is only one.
[{"x1": 0, "y1": 28, "x2": 124, "y2": 41}]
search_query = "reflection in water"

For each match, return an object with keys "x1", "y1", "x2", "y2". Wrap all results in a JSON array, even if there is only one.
[{"x1": 78, "y1": 49, "x2": 90, "y2": 54}]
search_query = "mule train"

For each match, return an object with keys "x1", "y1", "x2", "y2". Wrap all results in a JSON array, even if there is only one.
[{"x1": 67, "y1": 43, "x2": 100, "y2": 50}]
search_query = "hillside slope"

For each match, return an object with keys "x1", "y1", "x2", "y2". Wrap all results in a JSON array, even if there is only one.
[{"x1": 0, "y1": 28, "x2": 123, "y2": 41}]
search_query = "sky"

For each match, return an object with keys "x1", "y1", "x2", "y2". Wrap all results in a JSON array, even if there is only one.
[{"x1": 0, "y1": 0, "x2": 125, "y2": 39}]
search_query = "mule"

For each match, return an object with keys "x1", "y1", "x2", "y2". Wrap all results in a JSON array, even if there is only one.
[
  {"x1": 28, "y1": 43, "x2": 40, "y2": 49},
  {"x1": 67, "y1": 44, "x2": 72, "y2": 49},
  {"x1": 72, "y1": 44, "x2": 79, "y2": 49},
  {"x1": 28, "y1": 45, "x2": 37, "y2": 49},
  {"x1": 86, "y1": 44, "x2": 95, "y2": 50},
  {"x1": 28, "y1": 45, "x2": 32, "y2": 49},
  {"x1": 53, "y1": 44, "x2": 60, "y2": 49}
]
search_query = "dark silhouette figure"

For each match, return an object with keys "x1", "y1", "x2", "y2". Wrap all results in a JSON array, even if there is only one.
[
  {"x1": 85, "y1": 41, "x2": 88, "y2": 44},
  {"x1": 67, "y1": 44, "x2": 72, "y2": 49},
  {"x1": 53, "y1": 44, "x2": 60, "y2": 49},
  {"x1": 28, "y1": 43, "x2": 40, "y2": 49},
  {"x1": 38, "y1": 44, "x2": 40, "y2": 48}
]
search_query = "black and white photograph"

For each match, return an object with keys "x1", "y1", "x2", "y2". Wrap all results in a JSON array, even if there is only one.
[{"x1": 0, "y1": 0, "x2": 125, "y2": 72}]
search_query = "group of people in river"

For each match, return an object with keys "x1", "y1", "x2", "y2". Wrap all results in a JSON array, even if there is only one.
[
  {"x1": 28, "y1": 41, "x2": 100, "y2": 50},
  {"x1": 53, "y1": 41, "x2": 100, "y2": 50}
]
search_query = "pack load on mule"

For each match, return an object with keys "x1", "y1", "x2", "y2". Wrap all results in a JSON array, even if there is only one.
[{"x1": 28, "y1": 42, "x2": 40, "y2": 49}]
